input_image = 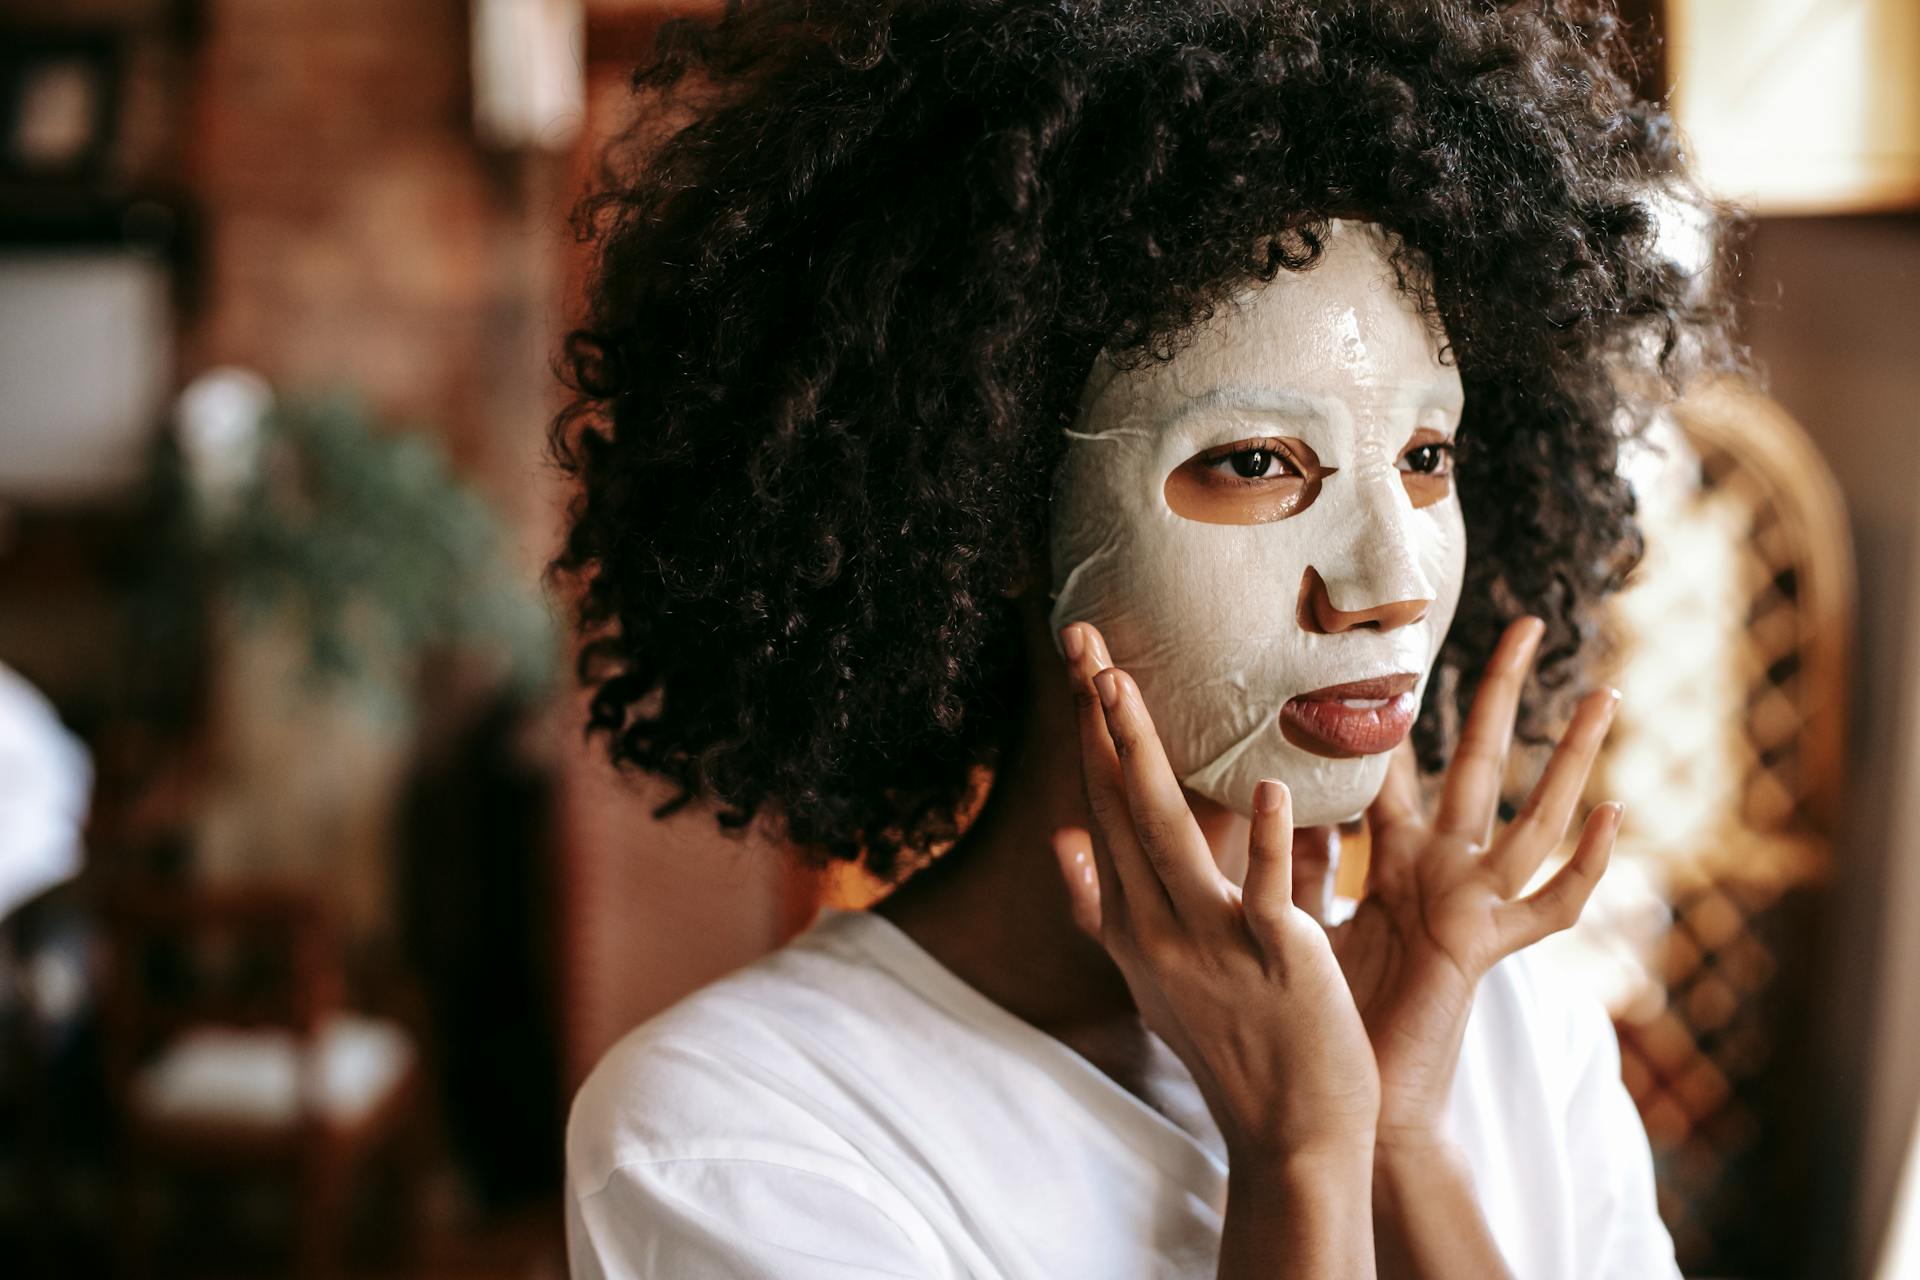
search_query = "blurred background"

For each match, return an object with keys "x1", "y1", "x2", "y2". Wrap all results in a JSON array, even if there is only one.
[{"x1": 0, "y1": 1, "x2": 1914, "y2": 1277}]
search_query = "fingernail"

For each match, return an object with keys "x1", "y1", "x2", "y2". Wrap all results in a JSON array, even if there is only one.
[
  {"x1": 1501, "y1": 618, "x2": 1542, "y2": 669},
  {"x1": 1515, "y1": 616, "x2": 1546, "y2": 659},
  {"x1": 1094, "y1": 668, "x2": 1120, "y2": 709},
  {"x1": 1254, "y1": 778, "x2": 1285, "y2": 813},
  {"x1": 1061, "y1": 624, "x2": 1085, "y2": 663}
]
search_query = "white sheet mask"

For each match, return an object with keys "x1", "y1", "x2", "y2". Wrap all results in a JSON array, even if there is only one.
[{"x1": 1047, "y1": 219, "x2": 1467, "y2": 826}]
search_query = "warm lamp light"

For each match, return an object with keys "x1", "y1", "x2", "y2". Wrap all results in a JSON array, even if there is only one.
[{"x1": 1666, "y1": 0, "x2": 1920, "y2": 214}]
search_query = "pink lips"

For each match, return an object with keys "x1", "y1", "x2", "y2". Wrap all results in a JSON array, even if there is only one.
[{"x1": 1279, "y1": 673, "x2": 1419, "y2": 758}]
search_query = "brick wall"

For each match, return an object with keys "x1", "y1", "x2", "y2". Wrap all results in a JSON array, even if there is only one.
[{"x1": 181, "y1": 0, "x2": 568, "y2": 531}]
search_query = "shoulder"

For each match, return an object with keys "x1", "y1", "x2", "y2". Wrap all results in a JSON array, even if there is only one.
[
  {"x1": 565, "y1": 926, "x2": 886, "y2": 1199},
  {"x1": 563, "y1": 931, "x2": 952, "y2": 1278},
  {"x1": 564, "y1": 907, "x2": 957, "y2": 1207}
]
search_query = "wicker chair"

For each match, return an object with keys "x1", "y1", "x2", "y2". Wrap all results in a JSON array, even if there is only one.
[{"x1": 1532, "y1": 376, "x2": 1855, "y2": 1277}]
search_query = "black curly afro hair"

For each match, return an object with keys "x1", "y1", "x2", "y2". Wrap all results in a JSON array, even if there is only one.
[{"x1": 548, "y1": 0, "x2": 1743, "y2": 884}]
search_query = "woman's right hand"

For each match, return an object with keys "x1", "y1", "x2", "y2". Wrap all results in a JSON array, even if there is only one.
[{"x1": 1053, "y1": 620, "x2": 1380, "y2": 1167}]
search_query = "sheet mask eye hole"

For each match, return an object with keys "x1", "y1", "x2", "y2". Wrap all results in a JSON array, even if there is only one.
[{"x1": 1163, "y1": 436, "x2": 1328, "y2": 525}]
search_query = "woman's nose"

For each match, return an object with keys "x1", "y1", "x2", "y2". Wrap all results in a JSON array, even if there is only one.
[
  {"x1": 1295, "y1": 455, "x2": 1437, "y2": 634},
  {"x1": 1296, "y1": 565, "x2": 1432, "y2": 634}
]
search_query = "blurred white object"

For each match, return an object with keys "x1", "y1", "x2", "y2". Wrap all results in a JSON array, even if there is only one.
[
  {"x1": 471, "y1": 0, "x2": 584, "y2": 150},
  {"x1": 1645, "y1": 183, "x2": 1717, "y2": 283},
  {"x1": 0, "y1": 662, "x2": 92, "y2": 920},
  {"x1": 174, "y1": 365, "x2": 271, "y2": 520},
  {"x1": 0, "y1": 252, "x2": 172, "y2": 502},
  {"x1": 1668, "y1": 0, "x2": 1920, "y2": 213},
  {"x1": 1881, "y1": 1103, "x2": 1920, "y2": 1280},
  {"x1": 131, "y1": 1013, "x2": 415, "y2": 1129},
  {"x1": 1525, "y1": 850, "x2": 1676, "y2": 1023}
]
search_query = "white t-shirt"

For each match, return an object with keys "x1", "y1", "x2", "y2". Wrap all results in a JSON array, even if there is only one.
[{"x1": 566, "y1": 904, "x2": 1680, "y2": 1279}]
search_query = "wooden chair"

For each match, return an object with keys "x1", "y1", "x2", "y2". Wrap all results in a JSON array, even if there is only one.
[{"x1": 97, "y1": 880, "x2": 426, "y2": 1279}]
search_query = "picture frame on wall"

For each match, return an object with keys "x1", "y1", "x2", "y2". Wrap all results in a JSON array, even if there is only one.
[{"x1": 0, "y1": 31, "x2": 121, "y2": 184}]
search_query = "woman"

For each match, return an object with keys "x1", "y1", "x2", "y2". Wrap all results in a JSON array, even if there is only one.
[{"x1": 551, "y1": 2, "x2": 1740, "y2": 1275}]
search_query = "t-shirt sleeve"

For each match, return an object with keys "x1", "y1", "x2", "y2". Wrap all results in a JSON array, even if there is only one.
[
  {"x1": 566, "y1": 1154, "x2": 937, "y2": 1280},
  {"x1": 1560, "y1": 989, "x2": 1684, "y2": 1280}
]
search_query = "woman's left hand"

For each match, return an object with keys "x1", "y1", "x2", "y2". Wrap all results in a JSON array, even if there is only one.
[{"x1": 1313, "y1": 615, "x2": 1624, "y2": 1154}]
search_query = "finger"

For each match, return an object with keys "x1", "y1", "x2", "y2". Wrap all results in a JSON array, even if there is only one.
[
  {"x1": 1364, "y1": 739, "x2": 1423, "y2": 887},
  {"x1": 1496, "y1": 801, "x2": 1620, "y2": 951},
  {"x1": 1095, "y1": 664, "x2": 1232, "y2": 930},
  {"x1": 1063, "y1": 624, "x2": 1171, "y2": 937},
  {"x1": 1059, "y1": 626, "x2": 1144, "y2": 927},
  {"x1": 1484, "y1": 687, "x2": 1620, "y2": 898},
  {"x1": 1290, "y1": 825, "x2": 1338, "y2": 926},
  {"x1": 1240, "y1": 779, "x2": 1296, "y2": 955},
  {"x1": 1079, "y1": 618, "x2": 1114, "y2": 670},
  {"x1": 1434, "y1": 616, "x2": 1545, "y2": 846},
  {"x1": 1050, "y1": 825, "x2": 1103, "y2": 942}
]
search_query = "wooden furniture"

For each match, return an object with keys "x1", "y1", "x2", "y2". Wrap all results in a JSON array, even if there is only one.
[
  {"x1": 97, "y1": 881, "x2": 425, "y2": 1279},
  {"x1": 1548, "y1": 378, "x2": 1856, "y2": 1276}
]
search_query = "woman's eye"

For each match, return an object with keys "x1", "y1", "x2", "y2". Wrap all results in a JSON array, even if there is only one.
[
  {"x1": 1206, "y1": 446, "x2": 1298, "y2": 481},
  {"x1": 1399, "y1": 442, "x2": 1454, "y2": 476}
]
